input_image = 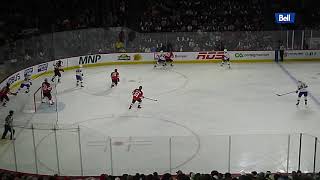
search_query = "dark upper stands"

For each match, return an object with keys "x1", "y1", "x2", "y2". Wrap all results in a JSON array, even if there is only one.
[{"x1": 139, "y1": 0, "x2": 264, "y2": 32}]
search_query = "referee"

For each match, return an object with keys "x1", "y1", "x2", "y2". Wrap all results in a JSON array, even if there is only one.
[{"x1": 1, "y1": 110, "x2": 15, "y2": 140}]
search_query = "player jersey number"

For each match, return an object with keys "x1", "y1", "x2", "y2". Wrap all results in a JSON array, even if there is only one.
[{"x1": 133, "y1": 91, "x2": 141, "y2": 98}]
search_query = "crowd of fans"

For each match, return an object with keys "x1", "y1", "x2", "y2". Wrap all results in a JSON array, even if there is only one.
[
  {"x1": 0, "y1": 0, "x2": 319, "y2": 81},
  {"x1": 139, "y1": 0, "x2": 264, "y2": 32},
  {"x1": 1, "y1": 169, "x2": 320, "y2": 180},
  {"x1": 0, "y1": 0, "x2": 127, "y2": 48},
  {"x1": 131, "y1": 30, "x2": 276, "y2": 53},
  {"x1": 0, "y1": 0, "x2": 317, "y2": 63}
]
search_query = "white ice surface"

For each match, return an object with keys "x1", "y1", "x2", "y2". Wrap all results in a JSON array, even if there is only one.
[{"x1": 0, "y1": 62, "x2": 320, "y2": 176}]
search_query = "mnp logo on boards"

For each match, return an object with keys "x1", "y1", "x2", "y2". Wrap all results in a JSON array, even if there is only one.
[
  {"x1": 275, "y1": 13, "x2": 295, "y2": 24},
  {"x1": 79, "y1": 54, "x2": 101, "y2": 64}
]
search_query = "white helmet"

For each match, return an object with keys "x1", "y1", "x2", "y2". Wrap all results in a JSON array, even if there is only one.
[
  {"x1": 79, "y1": 65, "x2": 83, "y2": 68},
  {"x1": 224, "y1": 49, "x2": 228, "y2": 52},
  {"x1": 160, "y1": 50, "x2": 163, "y2": 53}
]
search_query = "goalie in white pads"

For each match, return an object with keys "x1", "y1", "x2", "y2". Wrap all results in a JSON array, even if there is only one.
[
  {"x1": 42, "y1": 78, "x2": 54, "y2": 105},
  {"x1": 296, "y1": 81, "x2": 308, "y2": 106},
  {"x1": 17, "y1": 74, "x2": 32, "y2": 93},
  {"x1": 221, "y1": 49, "x2": 231, "y2": 68},
  {"x1": 154, "y1": 50, "x2": 166, "y2": 67},
  {"x1": 76, "y1": 65, "x2": 84, "y2": 87}
]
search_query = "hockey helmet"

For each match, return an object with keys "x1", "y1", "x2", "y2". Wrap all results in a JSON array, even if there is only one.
[
  {"x1": 115, "y1": 69, "x2": 118, "y2": 72},
  {"x1": 224, "y1": 49, "x2": 228, "y2": 52},
  {"x1": 9, "y1": 110, "x2": 14, "y2": 114},
  {"x1": 44, "y1": 78, "x2": 48, "y2": 82},
  {"x1": 139, "y1": 86, "x2": 142, "y2": 90},
  {"x1": 79, "y1": 65, "x2": 83, "y2": 68}
]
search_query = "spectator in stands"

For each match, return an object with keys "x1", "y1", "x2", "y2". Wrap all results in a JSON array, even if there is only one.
[
  {"x1": 24, "y1": 53, "x2": 31, "y2": 62},
  {"x1": 193, "y1": 44, "x2": 200, "y2": 51},
  {"x1": 115, "y1": 40, "x2": 125, "y2": 52}
]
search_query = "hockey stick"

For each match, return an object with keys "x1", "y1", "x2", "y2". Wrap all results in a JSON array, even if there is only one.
[
  {"x1": 144, "y1": 97, "x2": 158, "y2": 101},
  {"x1": 276, "y1": 91, "x2": 296, "y2": 96}
]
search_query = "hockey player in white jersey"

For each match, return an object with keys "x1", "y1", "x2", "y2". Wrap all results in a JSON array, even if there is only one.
[
  {"x1": 296, "y1": 81, "x2": 308, "y2": 105},
  {"x1": 221, "y1": 49, "x2": 231, "y2": 69},
  {"x1": 17, "y1": 74, "x2": 32, "y2": 93},
  {"x1": 76, "y1": 65, "x2": 84, "y2": 87},
  {"x1": 154, "y1": 50, "x2": 166, "y2": 67}
]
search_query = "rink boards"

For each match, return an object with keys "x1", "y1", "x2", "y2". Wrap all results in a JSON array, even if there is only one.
[{"x1": 1, "y1": 50, "x2": 320, "y2": 90}]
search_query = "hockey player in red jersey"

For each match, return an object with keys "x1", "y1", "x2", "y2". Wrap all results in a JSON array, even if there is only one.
[
  {"x1": 165, "y1": 51, "x2": 174, "y2": 66},
  {"x1": 42, "y1": 78, "x2": 54, "y2": 105},
  {"x1": 110, "y1": 69, "x2": 120, "y2": 88},
  {"x1": 129, "y1": 86, "x2": 144, "y2": 109},
  {"x1": 0, "y1": 83, "x2": 17, "y2": 107}
]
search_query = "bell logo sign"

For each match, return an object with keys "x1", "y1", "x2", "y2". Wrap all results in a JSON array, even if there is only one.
[{"x1": 275, "y1": 13, "x2": 295, "y2": 24}]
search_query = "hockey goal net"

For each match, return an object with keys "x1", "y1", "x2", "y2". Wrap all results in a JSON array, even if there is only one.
[{"x1": 33, "y1": 86, "x2": 43, "y2": 112}]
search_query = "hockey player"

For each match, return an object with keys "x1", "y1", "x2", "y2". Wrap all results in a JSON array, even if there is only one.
[
  {"x1": 296, "y1": 81, "x2": 308, "y2": 105},
  {"x1": 1, "y1": 110, "x2": 15, "y2": 140},
  {"x1": 76, "y1": 65, "x2": 84, "y2": 87},
  {"x1": 129, "y1": 86, "x2": 144, "y2": 109},
  {"x1": 17, "y1": 74, "x2": 32, "y2": 93},
  {"x1": 56, "y1": 60, "x2": 63, "y2": 67},
  {"x1": 154, "y1": 51, "x2": 166, "y2": 67},
  {"x1": 111, "y1": 69, "x2": 120, "y2": 88},
  {"x1": 42, "y1": 78, "x2": 54, "y2": 105},
  {"x1": 221, "y1": 49, "x2": 231, "y2": 68},
  {"x1": 165, "y1": 51, "x2": 174, "y2": 66},
  {"x1": 51, "y1": 61, "x2": 64, "y2": 83},
  {"x1": 0, "y1": 83, "x2": 17, "y2": 107}
]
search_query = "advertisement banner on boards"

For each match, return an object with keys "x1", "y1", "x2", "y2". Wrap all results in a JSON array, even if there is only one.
[
  {"x1": 230, "y1": 51, "x2": 274, "y2": 60},
  {"x1": 173, "y1": 52, "x2": 196, "y2": 61},
  {"x1": 79, "y1": 54, "x2": 102, "y2": 64},
  {"x1": 196, "y1": 51, "x2": 224, "y2": 60},
  {"x1": 284, "y1": 50, "x2": 320, "y2": 59},
  {"x1": 153, "y1": 52, "x2": 196, "y2": 61}
]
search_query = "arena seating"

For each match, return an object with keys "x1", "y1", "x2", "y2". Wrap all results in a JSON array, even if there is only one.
[{"x1": 1, "y1": 169, "x2": 319, "y2": 180}]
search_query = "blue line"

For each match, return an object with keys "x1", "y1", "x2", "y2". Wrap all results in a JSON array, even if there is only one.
[{"x1": 277, "y1": 62, "x2": 320, "y2": 107}]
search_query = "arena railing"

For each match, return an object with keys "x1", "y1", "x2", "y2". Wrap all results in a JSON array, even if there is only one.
[{"x1": 0, "y1": 123, "x2": 319, "y2": 176}]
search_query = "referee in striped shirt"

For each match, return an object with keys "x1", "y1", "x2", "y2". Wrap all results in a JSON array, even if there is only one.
[{"x1": 1, "y1": 110, "x2": 15, "y2": 140}]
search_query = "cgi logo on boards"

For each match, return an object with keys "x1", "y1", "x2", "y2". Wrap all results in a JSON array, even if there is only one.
[
  {"x1": 196, "y1": 51, "x2": 224, "y2": 60},
  {"x1": 79, "y1": 54, "x2": 101, "y2": 64},
  {"x1": 275, "y1": 13, "x2": 295, "y2": 24}
]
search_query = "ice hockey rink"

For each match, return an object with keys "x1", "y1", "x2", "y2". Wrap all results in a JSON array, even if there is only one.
[{"x1": 0, "y1": 62, "x2": 320, "y2": 176}]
